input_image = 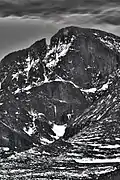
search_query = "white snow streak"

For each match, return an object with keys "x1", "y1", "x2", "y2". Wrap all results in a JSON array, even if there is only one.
[
  {"x1": 14, "y1": 88, "x2": 21, "y2": 94},
  {"x1": 81, "y1": 87, "x2": 97, "y2": 93},
  {"x1": 94, "y1": 33, "x2": 120, "y2": 52},
  {"x1": 75, "y1": 158, "x2": 120, "y2": 164},
  {"x1": 25, "y1": 55, "x2": 40, "y2": 79},
  {"x1": 41, "y1": 137, "x2": 53, "y2": 144},
  {"x1": 12, "y1": 73, "x2": 19, "y2": 81},
  {"x1": 98, "y1": 82, "x2": 110, "y2": 91},
  {"x1": 24, "y1": 55, "x2": 34, "y2": 78},
  {"x1": 24, "y1": 85, "x2": 32, "y2": 91},
  {"x1": 23, "y1": 126, "x2": 35, "y2": 136},
  {"x1": 45, "y1": 36, "x2": 75, "y2": 69},
  {"x1": 2, "y1": 147, "x2": 9, "y2": 151}
]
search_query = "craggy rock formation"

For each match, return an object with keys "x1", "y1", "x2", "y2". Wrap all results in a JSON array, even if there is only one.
[{"x1": 1, "y1": 26, "x2": 120, "y2": 179}]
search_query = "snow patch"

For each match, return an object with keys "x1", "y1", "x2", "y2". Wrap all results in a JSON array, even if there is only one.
[
  {"x1": 41, "y1": 137, "x2": 53, "y2": 144},
  {"x1": 86, "y1": 143, "x2": 120, "y2": 149},
  {"x1": 99, "y1": 37, "x2": 114, "y2": 50},
  {"x1": 24, "y1": 55, "x2": 40, "y2": 79},
  {"x1": 54, "y1": 76, "x2": 80, "y2": 88},
  {"x1": 94, "y1": 34, "x2": 120, "y2": 52},
  {"x1": 23, "y1": 126, "x2": 35, "y2": 136},
  {"x1": 39, "y1": 75, "x2": 80, "y2": 90},
  {"x1": 8, "y1": 154, "x2": 17, "y2": 160},
  {"x1": 54, "y1": 105, "x2": 57, "y2": 116},
  {"x1": 45, "y1": 36, "x2": 75, "y2": 69},
  {"x1": 81, "y1": 87, "x2": 97, "y2": 93},
  {"x1": 42, "y1": 151, "x2": 50, "y2": 155},
  {"x1": 24, "y1": 55, "x2": 34, "y2": 78},
  {"x1": 2, "y1": 147, "x2": 9, "y2": 151},
  {"x1": 100, "y1": 83, "x2": 109, "y2": 91},
  {"x1": 75, "y1": 158, "x2": 120, "y2": 164},
  {"x1": 94, "y1": 167, "x2": 117, "y2": 176},
  {"x1": 116, "y1": 138, "x2": 120, "y2": 141},
  {"x1": 99, "y1": 144, "x2": 120, "y2": 149},
  {"x1": 14, "y1": 88, "x2": 21, "y2": 94},
  {"x1": 12, "y1": 72, "x2": 19, "y2": 81},
  {"x1": 99, "y1": 82, "x2": 109, "y2": 91},
  {"x1": 24, "y1": 85, "x2": 32, "y2": 91},
  {"x1": 26, "y1": 91, "x2": 31, "y2": 94},
  {"x1": 93, "y1": 33, "x2": 98, "y2": 36},
  {"x1": 80, "y1": 81, "x2": 109, "y2": 94},
  {"x1": 67, "y1": 113, "x2": 73, "y2": 120},
  {"x1": 52, "y1": 124, "x2": 66, "y2": 139}
]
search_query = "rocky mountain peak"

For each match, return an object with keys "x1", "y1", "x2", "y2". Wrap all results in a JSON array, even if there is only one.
[{"x1": 0, "y1": 25, "x2": 120, "y2": 154}]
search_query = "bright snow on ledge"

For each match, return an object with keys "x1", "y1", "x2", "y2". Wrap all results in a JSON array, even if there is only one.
[
  {"x1": 45, "y1": 36, "x2": 75, "y2": 69},
  {"x1": 81, "y1": 82, "x2": 109, "y2": 94},
  {"x1": 99, "y1": 82, "x2": 109, "y2": 91},
  {"x1": 23, "y1": 126, "x2": 35, "y2": 136},
  {"x1": 81, "y1": 87, "x2": 97, "y2": 93},
  {"x1": 75, "y1": 158, "x2": 120, "y2": 164},
  {"x1": 94, "y1": 33, "x2": 120, "y2": 53},
  {"x1": 41, "y1": 137, "x2": 53, "y2": 145},
  {"x1": 52, "y1": 124, "x2": 66, "y2": 139}
]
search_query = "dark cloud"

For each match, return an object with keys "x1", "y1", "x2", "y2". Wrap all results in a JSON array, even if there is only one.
[
  {"x1": 0, "y1": 0, "x2": 89, "y2": 17},
  {"x1": 95, "y1": 7, "x2": 120, "y2": 26},
  {"x1": 0, "y1": 0, "x2": 119, "y2": 26}
]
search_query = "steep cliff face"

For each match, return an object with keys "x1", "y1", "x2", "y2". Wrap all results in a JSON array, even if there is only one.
[{"x1": 48, "y1": 27, "x2": 120, "y2": 88}]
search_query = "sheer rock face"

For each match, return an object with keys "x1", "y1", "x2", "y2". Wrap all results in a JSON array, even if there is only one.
[{"x1": 0, "y1": 26, "x2": 120, "y2": 151}]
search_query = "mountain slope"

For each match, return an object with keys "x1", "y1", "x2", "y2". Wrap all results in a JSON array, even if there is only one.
[
  {"x1": 1, "y1": 26, "x2": 120, "y2": 179},
  {"x1": 0, "y1": 26, "x2": 120, "y2": 148}
]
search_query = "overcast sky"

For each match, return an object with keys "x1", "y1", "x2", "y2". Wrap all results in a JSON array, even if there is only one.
[{"x1": 0, "y1": 0, "x2": 120, "y2": 60}]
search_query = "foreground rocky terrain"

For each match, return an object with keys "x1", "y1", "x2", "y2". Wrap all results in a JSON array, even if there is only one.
[{"x1": 1, "y1": 26, "x2": 120, "y2": 179}]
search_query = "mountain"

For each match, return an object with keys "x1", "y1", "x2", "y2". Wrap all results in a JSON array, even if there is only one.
[{"x1": 1, "y1": 26, "x2": 120, "y2": 179}]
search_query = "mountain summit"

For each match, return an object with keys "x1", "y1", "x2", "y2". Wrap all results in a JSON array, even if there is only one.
[{"x1": 1, "y1": 26, "x2": 120, "y2": 179}]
